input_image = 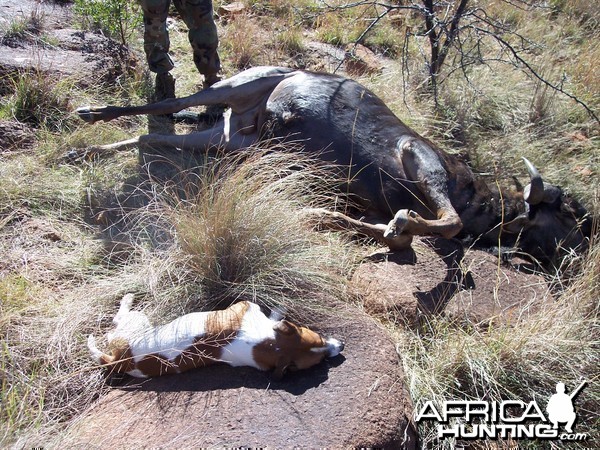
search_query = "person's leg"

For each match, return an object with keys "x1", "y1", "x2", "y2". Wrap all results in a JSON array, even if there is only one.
[
  {"x1": 139, "y1": 0, "x2": 174, "y2": 76},
  {"x1": 139, "y1": 0, "x2": 176, "y2": 102},
  {"x1": 174, "y1": 0, "x2": 221, "y2": 88}
]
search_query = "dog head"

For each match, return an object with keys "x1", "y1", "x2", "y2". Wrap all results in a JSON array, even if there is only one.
[{"x1": 253, "y1": 319, "x2": 344, "y2": 380}]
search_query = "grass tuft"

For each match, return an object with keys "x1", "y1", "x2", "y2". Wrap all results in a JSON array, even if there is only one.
[
  {"x1": 126, "y1": 148, "x2": 361, "y2": 322},
  {"x1": 220, "y1": 14, "x2": 270, "y2": 70},
  {"x1": 0, "y1": 70, "x2": 74, "y2": 132}
]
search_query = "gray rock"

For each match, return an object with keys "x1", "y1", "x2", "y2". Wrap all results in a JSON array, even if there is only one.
[{"x1": 0, "y1": 26, "x2": 138, "y2": 89}]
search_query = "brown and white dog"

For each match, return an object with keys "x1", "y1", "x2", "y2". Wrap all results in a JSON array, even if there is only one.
[{"x1": 88, "y1": 294, "x2": 344, "y2": 379}]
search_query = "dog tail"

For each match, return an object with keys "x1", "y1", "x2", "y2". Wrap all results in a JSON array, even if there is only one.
[{"x1": 87, "y1": 334, "x2": 114, "y2": 365}]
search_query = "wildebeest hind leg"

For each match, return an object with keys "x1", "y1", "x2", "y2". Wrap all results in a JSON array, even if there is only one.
[
  {"x1": 72, "y1": 119, "x2": 258, "y2": 157},
  {"x1": 76, "y1": 67, "x2": 296, "y2": 124},
  {"x1": 385, "y1": 137, "x2": 463, "y2": 240}
]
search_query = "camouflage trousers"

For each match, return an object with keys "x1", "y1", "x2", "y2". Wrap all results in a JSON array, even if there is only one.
[{"x1": 138, "y1": 0, "x2": 220, "y2": 78}]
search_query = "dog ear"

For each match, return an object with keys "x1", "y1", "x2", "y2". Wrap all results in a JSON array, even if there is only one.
[
  {"x1": 269, "y1": 305, "x2": 286, "y2": 321},
  {"x1": 273, "y1": 320, "x2": 296, "y2": 335}
]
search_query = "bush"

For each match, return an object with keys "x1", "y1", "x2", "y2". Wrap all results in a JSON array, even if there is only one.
[{"x1": 73, "y1": 0, "x2": 141, "y2": 45}]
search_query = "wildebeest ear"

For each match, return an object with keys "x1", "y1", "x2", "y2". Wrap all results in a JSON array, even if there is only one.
[
  {"x1": 273, "y1": 320, "x2": 295, "y2": 335},
  {"x1": 542, "y1": 184, "x2": 561, "y2": 204},
  {"x1": 502, "y1": 213, "x2": 529, "y2": 234}
]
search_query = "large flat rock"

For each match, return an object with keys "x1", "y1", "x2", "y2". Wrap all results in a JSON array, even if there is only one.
[
  {"x1": 353, "y1": 237, "x2": 552, "y2": 326},
  {"x1": 62, "y1": 309, "x2": 417, "y2": 449},
  {"x1": 1, "y1": 0, "x2": 137, "y2": 88}
]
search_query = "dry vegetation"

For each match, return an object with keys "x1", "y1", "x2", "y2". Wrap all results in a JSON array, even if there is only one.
[
  {"x1": 0, "y1": 0, "x2": 598, "y2": 448},
  {"x1": 398, "y1": 238, "x2": 599, "y2": 449}
]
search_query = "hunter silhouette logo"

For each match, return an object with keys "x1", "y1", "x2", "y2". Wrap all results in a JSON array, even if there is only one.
[
  {"x1": 546, "y1": 381, "x2": 586, "y2": 433},
  {"x1": 415, "y1": 380, "x2": 589, "y2": 441}
]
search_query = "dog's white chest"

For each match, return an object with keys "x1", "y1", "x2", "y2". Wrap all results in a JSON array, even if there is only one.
[{"x1": 219, "y1": 304, "x2": 275, "y2": 368}]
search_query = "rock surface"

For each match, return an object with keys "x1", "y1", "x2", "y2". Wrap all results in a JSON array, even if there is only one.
[
  {"x1": 345, "y1": 43, "x2": 384, "y2": 75},
  {"x1": 0, "y1": 0, "x2": 137, "y2": 88},
  {"x1": 0, "y1": 120, "x2": 36, "y2": 151},
  {"x1": 63, "y1": 309, "x2": 417, "y2": 449},
  {"x1": 217, "y1": 1, "x2": 246, "y2": 21},
  {"x1": 353, "y1": 237, "x2": 552, "y2": 326}
]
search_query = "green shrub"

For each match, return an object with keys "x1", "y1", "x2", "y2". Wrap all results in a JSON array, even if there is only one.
[{"x1": 73, "y1": 0, "x2": 142, "y2": 45}]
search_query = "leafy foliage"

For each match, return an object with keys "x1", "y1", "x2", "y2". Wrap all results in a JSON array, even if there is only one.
[{"x1": 73, "y1": 0, "x2": 142, "y2": 45}]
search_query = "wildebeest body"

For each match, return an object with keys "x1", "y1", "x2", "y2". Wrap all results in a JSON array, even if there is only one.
[{"x1": 76, "y1": 66, "x2": 591, "y2": 268}]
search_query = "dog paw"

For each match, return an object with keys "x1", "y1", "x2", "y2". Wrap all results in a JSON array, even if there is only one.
[{"x1": 121, "y1": 293, "x2": 135, "y2": 309}]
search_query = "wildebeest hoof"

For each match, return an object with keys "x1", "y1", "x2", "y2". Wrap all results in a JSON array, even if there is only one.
[
  {"x1": 76, "y1": 106, "x2": 97, "y2": 124},
  {"x1": 61, "y1": 149, "x2": 81, "y2": 162},
  {"x1": 60, "y1": 146, "x2": 106, "y2": 163},
  {"x1": 384, "y1": 209, "x2": 410, "y2": 238},
  {"x1": 76, "y1": 106, "x2": 107, "y2": 124}
]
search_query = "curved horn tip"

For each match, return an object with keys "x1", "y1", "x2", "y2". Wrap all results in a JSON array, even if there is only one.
[
  {"x1": 522, "y1": 157, "x2": 540, "y2": 178},
  {"x1": 522, "y1": 157, "x2": 544, "y2": 205}
]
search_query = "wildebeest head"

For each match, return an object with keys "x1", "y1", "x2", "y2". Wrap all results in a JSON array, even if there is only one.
[{"x1": 503, "y1": 158, "x2": 592, "y2": 268}]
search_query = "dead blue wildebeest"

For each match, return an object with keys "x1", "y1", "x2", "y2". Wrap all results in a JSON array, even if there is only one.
[{"x1": 76, "y1": 66, "x2": 592, "y2": 270}]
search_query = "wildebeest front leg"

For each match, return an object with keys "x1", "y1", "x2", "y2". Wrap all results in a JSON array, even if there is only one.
[
  {"x1": 385, "y1": 137, "x2": 463, "y2": 240},
  {"x1": 306, "y1": 208, "x2": 413, "y2": 250}
]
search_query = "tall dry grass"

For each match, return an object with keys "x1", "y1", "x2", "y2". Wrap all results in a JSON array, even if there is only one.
[
  {"x1": 397, "y1": 233, "x2": 599, "y2": 449},
  {"x1": 126, "y1": 148, "x2": 361, "y2": 322}
]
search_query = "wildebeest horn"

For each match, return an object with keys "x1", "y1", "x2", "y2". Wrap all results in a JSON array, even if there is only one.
[{"x1": 522, "y1": 157, "x2": 544, "y2": 205}]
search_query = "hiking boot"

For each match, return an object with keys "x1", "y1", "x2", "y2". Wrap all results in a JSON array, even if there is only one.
[
  {"x1": 149, "y1": 72, "x2": 176, "y2": 133},
  {"x1": 202, "y1": 73, "x2": 226, "y2": 117},
  {"x1": 154, "y1": 72, "x2": 176, "y2": 102}
]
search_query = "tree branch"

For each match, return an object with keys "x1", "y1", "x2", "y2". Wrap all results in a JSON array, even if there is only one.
[{"x1": 476, "y1": 27, "x2": 599, "y2": 124}]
